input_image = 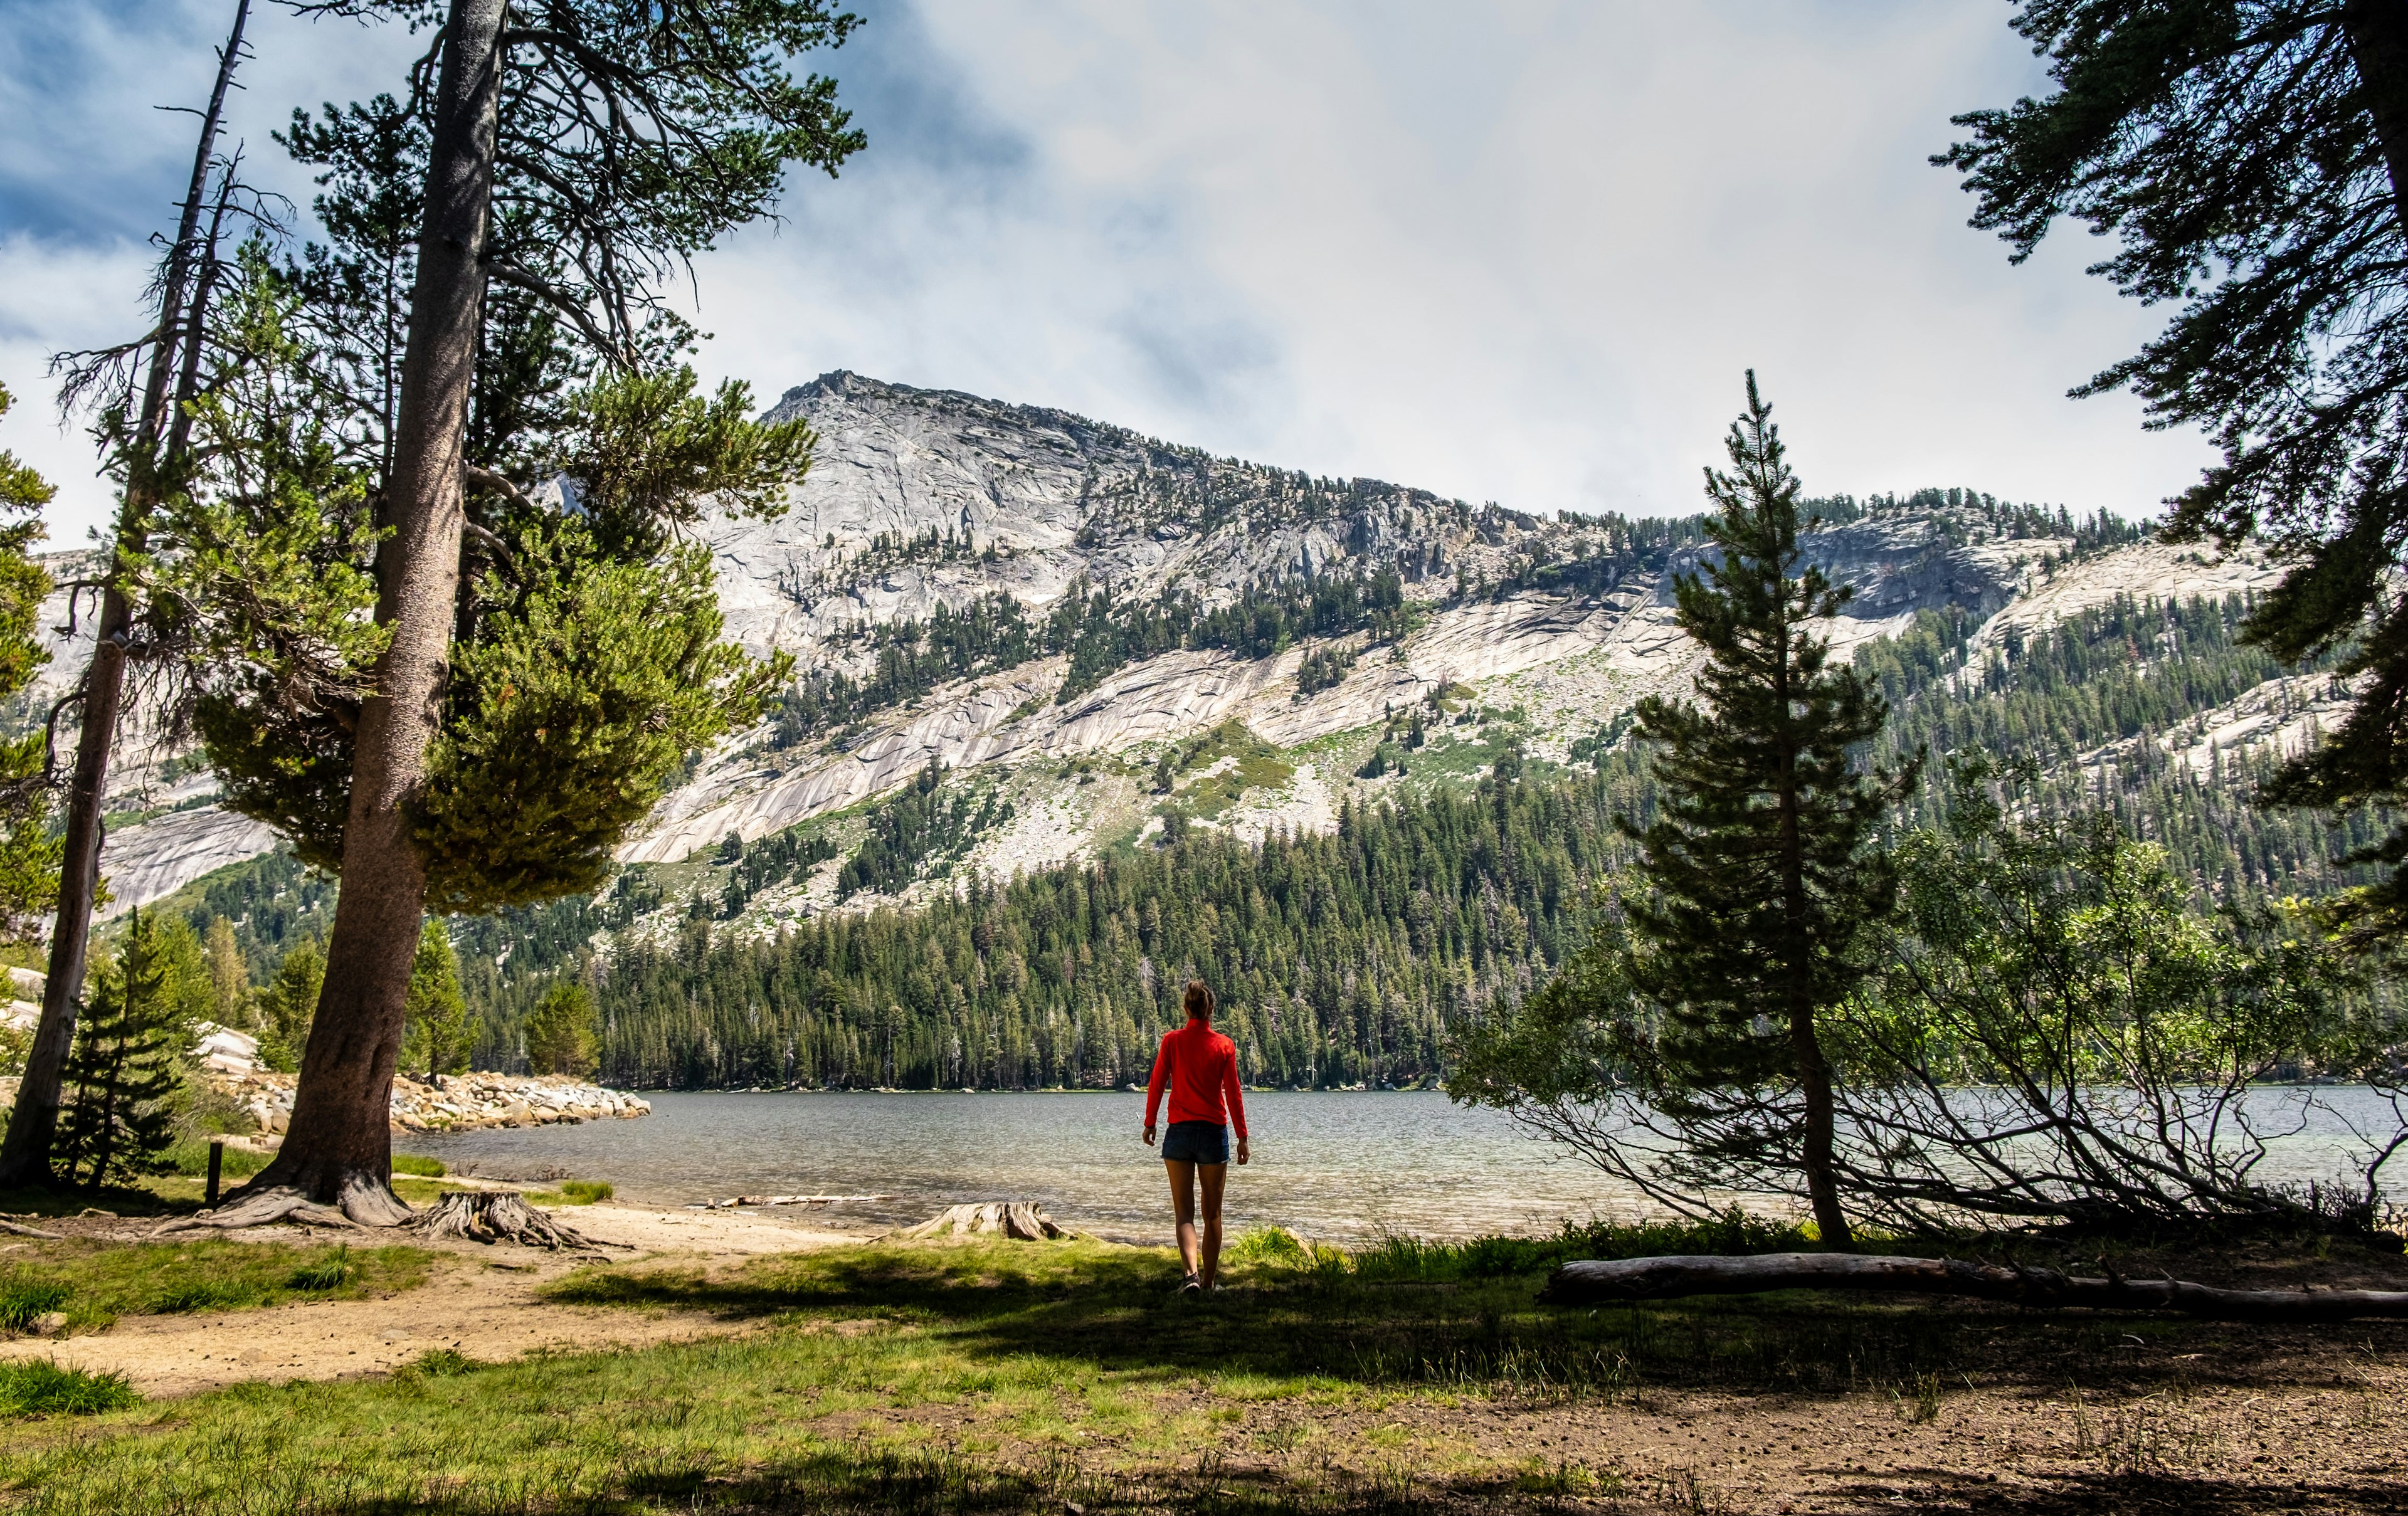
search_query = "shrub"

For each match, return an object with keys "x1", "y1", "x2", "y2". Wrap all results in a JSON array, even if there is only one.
[{"x1": 0, "y1": 1360, "x2": 137, "y2": 1416}]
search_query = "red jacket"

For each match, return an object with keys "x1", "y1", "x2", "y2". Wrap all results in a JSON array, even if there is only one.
[{"x1": 1144, "y1": 1020, "x2": 1248, "y2": 1139}]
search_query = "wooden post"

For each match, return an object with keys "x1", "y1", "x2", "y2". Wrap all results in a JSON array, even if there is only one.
[{"x1": 205, "y1": 1138, "x2": 224, "y2": 1208}]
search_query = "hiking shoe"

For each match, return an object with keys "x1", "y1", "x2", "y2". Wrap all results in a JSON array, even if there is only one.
[{"x1": 1179, "y1": 1273, "x2": 1202, "y2": 1295}]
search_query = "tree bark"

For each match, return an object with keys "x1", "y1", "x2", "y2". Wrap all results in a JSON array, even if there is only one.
[
  {"x1": 1538, "y1": 1251, "x2": 2408, "y2": 1322},
  {"x1": 0, "y1": 0, "x2": 251, "y2": 1189},
  {"x1": 899, "y1": 1203, "x2": 1069, "y2": 1241},
  {"x1": 2344, "y1": 0, "x2": 2408, "y2": 240},
  {"x1": 413, "y1": 1191, "x2": 605, "y2": 1250},
  {"x1": 231, "y1": 0, "x2": 505, "y2": 1225}
]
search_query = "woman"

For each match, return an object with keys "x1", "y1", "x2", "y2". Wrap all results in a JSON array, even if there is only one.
[{"x1": 1141, "y1": 979, "x2": 1250, "y2": 1293}]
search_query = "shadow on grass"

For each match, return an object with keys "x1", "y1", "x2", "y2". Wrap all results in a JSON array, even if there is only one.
[
  {"x1": 45, "y1": 1434, "x2": 2399, "y2": 1516},
  {"x1": 541, "y1": 1238, "x2": 2408, "y2": 1403}
]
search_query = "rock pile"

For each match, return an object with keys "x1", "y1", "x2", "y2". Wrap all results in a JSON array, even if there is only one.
[{"x1": 212, "y1": 1070, "x2": 650, "y2": 1136}]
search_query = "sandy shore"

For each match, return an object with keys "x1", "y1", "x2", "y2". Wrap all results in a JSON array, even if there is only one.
[{"x1": 0, "y1": 1201, "x2": 869, "y2": 1398}]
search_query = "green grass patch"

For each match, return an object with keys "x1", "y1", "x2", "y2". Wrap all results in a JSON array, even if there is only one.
[
  {"x1": 0, "y1": 1360, "x2": 137, "y2": 1418},
  {"x1": 559, "y1": 1180, "x2": 613, "y2": 1204},
  {"x1": 0, "y1": 1219, "x2": 2372, "y2": 1513},
  {"x1": 1154, "y1": 720, "x2": 1296, "y2": 824},
  {"x1": 0, "y1": 1283, "x2": 65, "y2": 1335},
  {"x1": 0, "y1": 1239, "x2": 433, "y2": 1331},
  {"x1": 159, "y1": 1140, "x2": 270, "y2": 1181},
  {"x1": 284, "y1": 1245, "x2": 352, "y2": 1292},
  {"x1": 391, "y1": 1154, "x2": 447, "y2": 1178}
]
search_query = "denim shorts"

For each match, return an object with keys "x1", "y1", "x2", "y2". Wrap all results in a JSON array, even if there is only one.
[{"x1": 1161, "y1": 1120, "x2": 1230, "y2": 1165}]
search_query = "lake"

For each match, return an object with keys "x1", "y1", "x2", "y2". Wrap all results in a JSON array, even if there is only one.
[
  {"x1": 406, "y1": 1090, "x2": 1647, "y2": 1242},
  {"x1": 404, "y1": 1086, "x2": 2408, "y2": 1245}
]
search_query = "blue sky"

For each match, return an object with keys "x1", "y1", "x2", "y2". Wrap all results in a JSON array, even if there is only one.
[{"x1": 1, "y1": 1, "x2": 2215, "y2": 544}]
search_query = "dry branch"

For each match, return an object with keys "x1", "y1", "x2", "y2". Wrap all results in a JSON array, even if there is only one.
[
  {"x1": 688, "y1": 1193, "x2": 897, "y2": 1210},
  {"x1": 897, "y1": 1203, "x2": 1067, "y2": 1241},
  {"x1": 0, "y1": 1218, "x2": 62, "y2": 1239},
  {"x1": 1539, "y1": 1252, "x2": 2408, "y2": 1322}
]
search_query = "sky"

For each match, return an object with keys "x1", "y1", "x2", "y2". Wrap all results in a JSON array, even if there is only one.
[{"x1": 0, "y1": 0, "x2": 2217, "y2": 547}]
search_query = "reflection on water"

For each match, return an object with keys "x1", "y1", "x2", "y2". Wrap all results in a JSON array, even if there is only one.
[
  {"x1": 408, "y1": 1091, "x2": 1643, "y2": 1242},
  {"x1": 406, "y1": 1087, "x2": 2405, "y2": 1244}
]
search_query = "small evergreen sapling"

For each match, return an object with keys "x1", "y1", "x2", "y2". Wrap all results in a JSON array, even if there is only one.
[
  {"x1": 523, "y1": 982, "x2": 598, "y2": 1078},
  {"x1": 56, "y1": 911, "x2": 189, "y2": 1187},
  {"x1": 256, "y1": 941, "x2": 325, "y2": 1075},
  {"x1": 1619, "y1": 373, "x2": 1917, "y2": 1250},
  {"x1": 401, "y1": 920, "x2": 468, "y2": 1080}
]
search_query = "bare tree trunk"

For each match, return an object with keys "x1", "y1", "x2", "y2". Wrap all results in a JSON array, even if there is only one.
[
  {"x1": 1539, "y1": 1251, "x2": 2408, "y2": 1322},
  {"x1": 230, "y1": 0, "x2": 506, "y2": 1225},
  {"x1": 2344, "y1": 0, "x2": 2408, "y2": 237},
  {"x1": 1790, "y1": 999, "x2": 1852, "y2": 1251},
  {"x1": 0, "y1": 0, "x2": 251, "y2": 1189}
]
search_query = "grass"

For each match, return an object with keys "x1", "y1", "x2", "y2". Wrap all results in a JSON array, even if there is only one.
[
  {"x1": 1154, "y1": 721, "x2": 1297, "y2": 824},
  {"x1": 159, "y1": 1139, "x2": 270, "y2": 1181},
  {"x1": 0, "y1": 1283, "x2": 66, "y2": 1334},
  {"x1": 0, "y1": 1239, "x2": 433, "y2": 1331},
  {"x1": 0, "y1": 1219, "x2": 2397, "y2": 1513},
  {"x1": 0, "y1": 1361, "x2": 137, "y2": 1418},
  {"x1": 392, "y1": 1154, "x2": 448, "y2": 1178}
]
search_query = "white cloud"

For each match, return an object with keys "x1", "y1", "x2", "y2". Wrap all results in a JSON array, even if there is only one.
[{"x1": 3, "y1": 0, "x2": 2217, "y2": 547}]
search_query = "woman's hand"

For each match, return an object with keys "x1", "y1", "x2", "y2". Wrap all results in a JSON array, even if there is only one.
[
  {"x1": 1142, "y1": 1124, "x2": 1156, "y2": 1147},
  {"x1": 1235, "y1": 1137, "x2": 1250, "y2": 1166}
]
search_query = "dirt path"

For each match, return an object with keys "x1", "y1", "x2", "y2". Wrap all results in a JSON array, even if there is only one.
[{"x1": 0, "y1": 1203, "x2": 867, "y2": 1398}]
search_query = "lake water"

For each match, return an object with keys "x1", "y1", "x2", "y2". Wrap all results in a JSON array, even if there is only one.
[
  {"x1": 405, "y1": 1087, "x2": 2408, "y2": 1245},
  {"x1": 406, "y1": 1091, "x2": 1655, "y2": 1243}
]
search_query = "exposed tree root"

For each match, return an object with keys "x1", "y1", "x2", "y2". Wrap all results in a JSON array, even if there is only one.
[
  {"x1": 0, "y1": 1218, "x2": 61, "y2": 1239},
  {"x1": 413, "y1": 1191, "x2": 614, "y2": 1250},
  {"x1": 1540, "y1": 1251, "x2": 2408, "y2": 1322},
  {"x1": 154, "y1": 1186, "x2": 370, "y2": 1236},
  {"x1": 897, "y1": 1203, "x2": 1068, "y2": 1241}
]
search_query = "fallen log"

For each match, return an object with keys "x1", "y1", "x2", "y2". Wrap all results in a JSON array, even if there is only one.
[
  {"x1": 1539, "y1": 1252, "x2": 2408, "y2": 1323},
  {"x1": 897, "y1": 1202, "x2": 1067, "y2": 1241},
  {"x1": 413, "y1": 1191, "x2": 618, "y2": 1250}
]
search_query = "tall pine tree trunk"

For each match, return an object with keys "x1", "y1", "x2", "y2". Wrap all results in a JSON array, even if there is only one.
[
  {"x1": 1775, "y1": 648, "x2": 1851, "y2": 1251},
  {"x1": 0, "y1": 0, "x2": 251, "y2": 1189},
  {"x1": 235, "y1": 0, "x2": 504, "y2": 1224},
  {"x1": 2344, "y1": 0, "x2": 2408, "y2": 236}
]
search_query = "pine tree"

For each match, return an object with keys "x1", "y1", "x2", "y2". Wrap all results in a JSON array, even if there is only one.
[
  {"x1": 256, "y1": 940, "x2": 325, "y2": 1075},
  {"x1": 203, "y1": 916, "x2": 251, "y2": 1029},
  {"x1": 402, "y1": 920, "x2": 468, "y2": 1080},
  {"x1": 524, "y1": 982, "x2": 598, "y2": 1078},
  {"x1": 1938, "y1": 2, "x2": 2408, "y2": 942},
  {"x1": 1621, "y1": 374, "x2": 1916, "y2": 1250},
  {"x1": 56, "y1": 910, "x2": 188, "y2": 1188}
]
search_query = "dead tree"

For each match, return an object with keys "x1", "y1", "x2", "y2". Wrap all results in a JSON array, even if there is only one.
[{"x1": 0, "y1": 0, "x2": 253, "y2": 1189}]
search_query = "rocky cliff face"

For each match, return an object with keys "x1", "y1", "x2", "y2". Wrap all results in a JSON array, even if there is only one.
[{"x1": 38, "y1": 372, "x2": 2287, "y2": 920}]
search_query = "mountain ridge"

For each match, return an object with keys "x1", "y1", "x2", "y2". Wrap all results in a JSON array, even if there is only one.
[{"x1": 24, "y1": 372, "x2": 2288, "y2": 925}]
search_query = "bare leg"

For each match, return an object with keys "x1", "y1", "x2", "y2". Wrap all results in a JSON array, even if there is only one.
[
  {"x1": 1198, "y1": 1161, "x2": 1228, "y2": 1288},
  {"x1": 1164, "y1": 1159, "x2": 1199, "y2": 1278}
]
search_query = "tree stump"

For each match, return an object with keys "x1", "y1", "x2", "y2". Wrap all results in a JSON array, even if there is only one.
[
  {"x1": 413, "y1": 1191, "x2": 603, "y2": 1250},
  {"x1": 898, "y1": 1202, "x2": 1067, "y2": 1241}
]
